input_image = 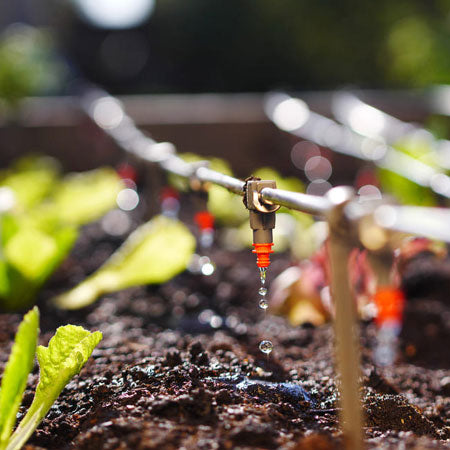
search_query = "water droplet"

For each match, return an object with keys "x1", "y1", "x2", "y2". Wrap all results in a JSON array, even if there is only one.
[
  {"x1": 259, "y1": 299, "x2": 268, "y2": 310},
  {"x1": 258, "y1": 287, "x2": 267, "y2": 296},
  {"x1": 259, "y1": 267, "x2": 267, "y2": 285},
  {"x1": 259, "y1": 340, "x2": 273, "y2": 354},
  {"x1": 201, "y1": 262, "x2": 215, "y2": 276}
]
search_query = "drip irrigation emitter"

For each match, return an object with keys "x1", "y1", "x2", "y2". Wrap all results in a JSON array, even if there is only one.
[
  {"x1": 243, "y1": 178, "x2": 280, "y2": 271},
  {"x1": 189, "y1": 181, "x2": 215, "y2": 250},
  {"x1": 355, "y1": 207, "x2": 406, "y2": 368},
  {"x1": 189, "y1": 181, "x2": 216, "y2": 276},
  {"x1": 160, "y1": 186, "x2": 180, "y2": 218}
]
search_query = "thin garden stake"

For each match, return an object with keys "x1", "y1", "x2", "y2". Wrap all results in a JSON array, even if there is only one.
[{"x1": 326, "y1": 187, "x2": 364, "y2": 450}]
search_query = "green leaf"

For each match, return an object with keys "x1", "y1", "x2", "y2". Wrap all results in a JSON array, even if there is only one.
[
  {"x1": 208, "y1": 184, "x2": 248, "y2": 226},
  {"x1": 377, "y1": 168, "x2": 436, "y2": 206},
  {"x1": 0, "y1": 156, "x2": 60, "y2": 210},
  {"x1": 0, "y1": 307, "x2": 39, "y2": 450},
  {"x1": 5, "y1": 326, "x2": 102, "y2": 450},
  {"x1": 54, "y1": 215, "x2": 196, "y2": 309},
  {"x1": 0, "y1": 160, "x2": 119, "y2": 311},
  {"x1": 1, "y1": 223, "x2": 77, "y2": 311},
  {"x1": 253, "y1": 167, "x2": 305, "y2": 194},
  {"x1": 47, "y1": 168, "x2": 122, "y2": 226},
  {"x1": 5, "y1": 228, "x2": 59, "y2": 280},
  {"x1": 0, "y1": 259, "x2": 9, "y2": 297}
]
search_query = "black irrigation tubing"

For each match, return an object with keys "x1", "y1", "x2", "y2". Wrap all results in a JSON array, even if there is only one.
[{"x1": 81, "y1": 88, "x2": 450, "y2": 244}]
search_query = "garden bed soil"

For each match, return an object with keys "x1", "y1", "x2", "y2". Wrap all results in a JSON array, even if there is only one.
[{"x1": 0, "y1": 219, "x2": 449, "y2": 449}]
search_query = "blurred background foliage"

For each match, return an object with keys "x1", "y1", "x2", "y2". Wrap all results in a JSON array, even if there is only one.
[
  {"x1": 0, "y1": 0, "x2": 449, "y2": 98},
  {"x1": 0, "y1": 156, "x2": 122, "y2": 310}
]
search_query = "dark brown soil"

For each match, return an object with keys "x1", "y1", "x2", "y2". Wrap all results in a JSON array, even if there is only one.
[{"x1": 1, "y1": 216, "x2": 450, "y2": 449}]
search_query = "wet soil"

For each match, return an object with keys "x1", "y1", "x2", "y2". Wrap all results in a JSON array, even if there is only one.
[{"x1": 0, "y1": 218, "x2": 450, "y2": 449}]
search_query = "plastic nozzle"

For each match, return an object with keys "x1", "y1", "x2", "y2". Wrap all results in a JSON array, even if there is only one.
[
  {"x1": 194, "y1": 211, "x2": 215, "y2": 231},
  {"x1": 117, "y1": 163, "x2": 137, "y2": 183},
  {"x1": 160, "y1": 186, "x2": 180, "y2": 202},
  {"x1": 374, "y1": 286, "x2": 405, "y2": 327},
  {"x1": 252, "y1": 243, "x2": 274, "y2": 268}
]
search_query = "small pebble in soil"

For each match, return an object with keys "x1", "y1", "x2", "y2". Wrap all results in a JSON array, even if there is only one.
[
  {"x1": 259, "y1": 340, "x2": 273, "y2": 354},
  {"x1": 258, "y1": 287, "x2": 267, "y2": 296},
  {"x1": 259, "y1": 299, "x2": 268, "y2": 310}
]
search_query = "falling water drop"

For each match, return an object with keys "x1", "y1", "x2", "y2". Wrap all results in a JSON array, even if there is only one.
[
  {"x1": 258, "y1": 287, "x2": 267, "y2": 297},
  {"x1": 259, "y1": 340, "x2": 273, "y2": 354},
  {"x1": 259, "y1": 298, "x2": 268, "y2": 310},
  {"x1": 259, "y1": 267, "x2": 266, "y2": 285}
]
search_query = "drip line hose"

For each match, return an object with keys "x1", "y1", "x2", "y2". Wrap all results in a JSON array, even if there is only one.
[{"x1": 80, "y1": 87, "x2": 450, "y2": 245}]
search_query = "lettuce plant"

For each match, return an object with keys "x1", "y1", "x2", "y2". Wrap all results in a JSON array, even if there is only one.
[
  {"x1": 54, "y1": 215, "x2": 196, "y2": 309},
  {"x1": 0, "y1": 307, "x2": 102, "y2": 450},
  {"x1": 0, "y1": 156, "x2": 122, "y2": 311}
]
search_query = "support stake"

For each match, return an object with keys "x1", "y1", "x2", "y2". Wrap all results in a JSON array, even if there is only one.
[{"x1": 326, "y1": 186, "x2": 364, "y2": 450}]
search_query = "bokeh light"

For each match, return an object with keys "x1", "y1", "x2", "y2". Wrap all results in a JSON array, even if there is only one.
[
  {"x1": 271, "y1": 98, "x2": 310, "y2": 132},
  {"x1": 290, "y1": 141, "x2": 321, "y2": 170},
  {"x1": 304, "y1": 156, "x2": 332, "y2": 181},
  {"x1": 116, "y1": 188, "x2": 139, "y2": 211},
  {"x1": 74, "y1": 0, "x2": 155, "y2": 29},
  {"x1": 306, "y1": 180, "x2": 332, "y2": 196}
]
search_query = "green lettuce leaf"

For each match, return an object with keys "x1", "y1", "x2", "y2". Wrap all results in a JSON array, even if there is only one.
[
  {"x1": 1, "y1": 223, "x2": 77, "y2": 311},
  {"x1": 0, "y1": 307, "x2": 39, "y2": 450},
  {"x1": 378, "y1": 135, "x2": 438, "y2": 206},
  {"x1": 43, "y1": 167, "x2": 123, "y2": 226},
  {"x1": 5, "y1": 325, "x2": 102, "y2": 450},
  {"x1": 54, "y1": 215, "x2": 196, "y2": 309},
  {"x1": 0, "y1": 156, "x2": 60, "y2": 211},
  {"x1": 0, "y1": 163, "x2": 120, "y2": 311}
]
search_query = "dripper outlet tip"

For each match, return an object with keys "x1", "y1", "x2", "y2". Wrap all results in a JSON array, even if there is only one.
[
  {"x1": 374, "y1": 286, "x2": 405, "y2": 327},
  {"x1": 252, "y1": 243, "x2": 274, "y2": 268},
  {"x1": 194, "y1": 211, "x2": 215, "y2": 231}
]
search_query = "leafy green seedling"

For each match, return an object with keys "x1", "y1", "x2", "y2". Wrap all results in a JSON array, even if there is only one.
[
  {"x1": 0, "y1": 157, "x2": 123, "y2": 311},
  {"x1": 0, "y1": 307, "x2": 39, "y2": 450},
  {"x1": 378, "y1": 135, "x2": 437, "y2": 206},
  {"x1": 1, "y1": 224, "x2": 77, "y2": 310},
  {"x1": 0, "y1": 156, "x2": 60, "y2": 211},
  {"x1": 54, "y1": 215, "x2": 196, "y2": 309},
  {"x1": 0, "y1": 307, "x2": 102, "y2": 450},
  {"x1": 42, "y1": 167, "x2": 123, "y2": 226}
]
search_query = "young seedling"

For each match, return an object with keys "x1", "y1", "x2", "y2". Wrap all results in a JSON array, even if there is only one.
[
  {"x1": 0, "y1": 158, "x2": 124, "y2": 311},
  {"x1": 54, "y1": 215, "x2": 196, "y2": 309},
  {"x1": 0, "y1": 307, "x2": 102, "y2": 450}
]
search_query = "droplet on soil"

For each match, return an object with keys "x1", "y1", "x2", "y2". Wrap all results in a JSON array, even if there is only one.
[
  {"x1": 258, "y1": 287, "x2": 267, "y2": 296},
  {"x1": 259, "y1": 299, "x2": 268, "y2": 310},
  {"x1": 259, "y1": 340, "x2": 273, "y2": 354}
]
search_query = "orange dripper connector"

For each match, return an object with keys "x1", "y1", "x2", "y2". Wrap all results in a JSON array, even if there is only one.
[
  {"x1": 194, "y1": 211, "x2": 215, "y2": 231},
  {"x1": 252, "y1": 243, "x2": 274, "y2": 268},
  {"x1": 374, "y1": 286, "x2": 405, "y2": 327}
]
